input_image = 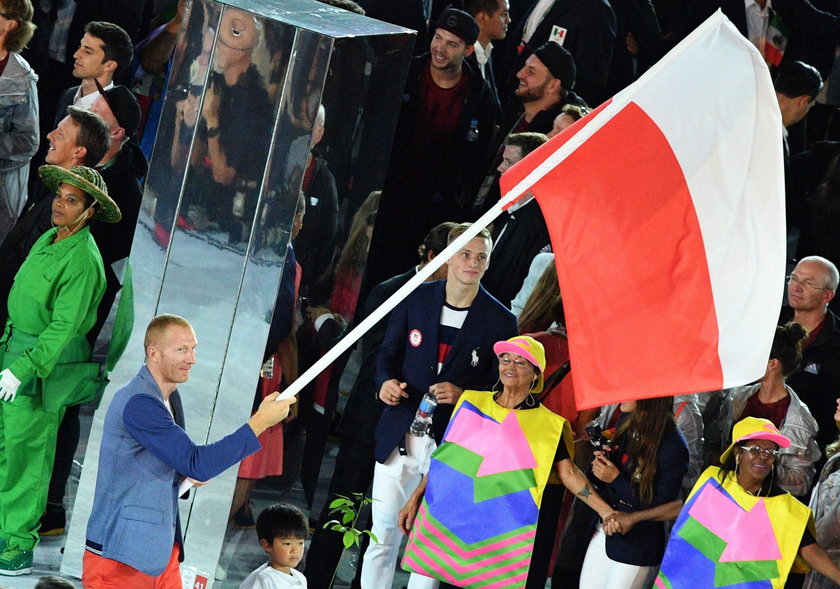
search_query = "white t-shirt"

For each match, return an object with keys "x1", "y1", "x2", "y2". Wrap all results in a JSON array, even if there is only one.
[{"x1": 239, "y1": 563, "x2": 307, "y2": 589}]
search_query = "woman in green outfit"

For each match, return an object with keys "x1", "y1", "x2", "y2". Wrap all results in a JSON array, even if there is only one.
[{"x1": 0, "y1": 165, "x2": 120, "y2": 575}]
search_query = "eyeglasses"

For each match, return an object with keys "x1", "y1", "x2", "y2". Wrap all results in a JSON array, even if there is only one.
[
  {"x1": 787, "y1": 274, "x2": 831, "y2": 291},
  {"x1": 739, "y1": 445, "x2": 780, "y2": 459},
  {"x1": 498, "y1": 355, "x2": 533, "y2": 370}
]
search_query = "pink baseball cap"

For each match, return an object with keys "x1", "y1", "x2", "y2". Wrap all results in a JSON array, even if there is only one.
[
  {"x1": 493, "y1": 336, "x2": 546, "y2": 393},
  {"x1": 720, "y1": 416, "x2": 791, "y2": 464}
]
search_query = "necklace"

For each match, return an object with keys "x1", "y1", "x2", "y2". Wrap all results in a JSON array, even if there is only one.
[
  {"x1": 743, "y1": 485, "x2": 765, "y2": 497},
  {"x1": 493, "y1": 391, "x2": 536, "y2": 409}
]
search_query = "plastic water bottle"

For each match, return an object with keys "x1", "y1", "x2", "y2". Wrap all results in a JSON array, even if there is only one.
[
  {"x1": 409, "y1": 392, "x2": 438, "y2": 436},
  {"x1": 466, "y1": 119, "x2": 479, "y2": 142}
]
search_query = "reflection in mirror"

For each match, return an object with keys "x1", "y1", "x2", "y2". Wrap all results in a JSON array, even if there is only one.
[
  {"x1": 287, "y1": 35, "x2": 415, "y2": 514},
  {"x1": 220, "y1": 31, "x2": 417, "y2": 556},
  {"x1": 174, "y1": 7, "x2": 276, "y2": 248},
  {"x1": 147, "y1": 0, "x2": 221, "y2": 251},
  {"x1": 156, "y1": 5, "x2": 288, "y2": 466}
]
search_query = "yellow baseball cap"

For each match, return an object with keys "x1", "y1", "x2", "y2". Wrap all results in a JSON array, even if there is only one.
[{"x1": 720, "y1": 416, "x2": 791, "y2": 464}]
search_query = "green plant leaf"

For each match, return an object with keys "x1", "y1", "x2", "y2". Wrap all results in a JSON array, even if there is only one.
[
  {"x1": 342, "y1": 511, "x2": 354, "y2": 525},
  {"x1": 329, "y1": 498, "x2": 352, "y2": 509},
  {"x1": 363, "y1": 530, "x2": 379, "y2": 544},
  {"x1": 343, "y1": 531, "x2": 356, "y2": 549}
]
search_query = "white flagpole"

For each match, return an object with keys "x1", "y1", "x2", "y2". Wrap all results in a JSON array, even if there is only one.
[
  {"x1": 277, "y1": 189, "x2": 525, "y2": 400},
  {"x1": 274, "y1": 7, "x2": 720, "y2": 401}
]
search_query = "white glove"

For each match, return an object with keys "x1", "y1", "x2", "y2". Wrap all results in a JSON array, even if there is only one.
[{"x1": 0, "y1": 369, "x2": 21, "y2": 402}]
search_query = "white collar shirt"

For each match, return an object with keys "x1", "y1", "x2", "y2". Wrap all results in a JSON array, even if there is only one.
[
  {"x1": 473, "y1": 41, "x2": 493, "y2": 77},
  {"x1": 73, "y1": 81, "x2": 114, "y2": 110},
  {"x1": 744, "y1": 0, "x2": 773, "y2": 49}
]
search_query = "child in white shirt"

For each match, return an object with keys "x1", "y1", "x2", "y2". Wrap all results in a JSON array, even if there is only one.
[{"x1": 240, "y1": 503, "x2": 309, "y2": 588}]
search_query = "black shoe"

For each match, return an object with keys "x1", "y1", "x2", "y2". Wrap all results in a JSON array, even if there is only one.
[
  {"x1": 232, "y1": 503, "x2": 255, "y2": 530},
  {"x1": 39, "y1": 505, "x2": 66, "y2": 536}
]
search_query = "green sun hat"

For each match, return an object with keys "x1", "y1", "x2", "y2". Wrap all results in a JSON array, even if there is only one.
[{"x1": 38, "y1": 165, "x2": 122, "y2": 223}]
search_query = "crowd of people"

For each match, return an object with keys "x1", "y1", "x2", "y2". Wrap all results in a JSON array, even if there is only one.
[{"x1": 1, "y1": 0, "x2": 840, "y2": 587}]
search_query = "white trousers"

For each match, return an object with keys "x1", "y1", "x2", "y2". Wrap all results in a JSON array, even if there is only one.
[
  {"x1": 360, "y1": 434, "x2": 438, "y2": 589},
  {"x1": 579, "y1": 525, "x2": 657, "y2": 589}
]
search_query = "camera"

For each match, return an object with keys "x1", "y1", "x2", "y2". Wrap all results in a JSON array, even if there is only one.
[{"x1": 585, "y1": 421, "x2": 608, "y2": 450}]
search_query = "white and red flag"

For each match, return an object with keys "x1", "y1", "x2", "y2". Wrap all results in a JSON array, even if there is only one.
[
  {"x1": 278, "y1": 12, "x2": 785, "y2": 411},
  {"x1": 500, "y1": 11, "x2": 786, "y2": 409}
]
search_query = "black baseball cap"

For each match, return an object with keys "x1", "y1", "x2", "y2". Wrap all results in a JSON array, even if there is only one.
[
  {"x1": 434, "y1": 8, "x2": 479, "y2": 46},
  {"x1": 96, "y1": 83, "x2": 141, "y2": 138},
  {"x1": 533, "y1": 42, "x2": 576, "y2": 89}
]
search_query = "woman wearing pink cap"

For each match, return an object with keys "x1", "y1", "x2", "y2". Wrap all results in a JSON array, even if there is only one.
[
  {"x1": 652, "y1": 416, "x2": 840, "y2": 588},
  {"x1": 397, "y1": 336, "x2": 615, "y2": 588}
]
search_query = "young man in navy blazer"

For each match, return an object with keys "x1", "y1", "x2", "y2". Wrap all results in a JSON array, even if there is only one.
[{"x1": 360, "y1": 223, "x2": 517, "y2": 589}]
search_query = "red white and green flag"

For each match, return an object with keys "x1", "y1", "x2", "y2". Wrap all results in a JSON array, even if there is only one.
[
  {"x1": 499, "y1": 10, "x2": 786, "y2": 410},
  {"x1": 763, "y1": 12, "x2": 789, "y2": 66}
]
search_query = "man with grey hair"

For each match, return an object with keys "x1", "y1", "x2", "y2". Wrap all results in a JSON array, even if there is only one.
[
  {"x1": 293, "y1": 103, "x2": 339, "y2": 290},
  {"x1": 781, "y1": 255, "x2": 840, "y2": 454}
]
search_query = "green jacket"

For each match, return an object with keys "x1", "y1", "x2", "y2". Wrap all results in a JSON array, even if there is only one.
[{"x1": 3, "y1": 226, "x2": 105, "y2": 387}]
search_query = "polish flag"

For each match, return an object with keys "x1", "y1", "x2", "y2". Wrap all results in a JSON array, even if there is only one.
[{"x1": 500, "y1": 11, "x2": 785, "y2": 409}]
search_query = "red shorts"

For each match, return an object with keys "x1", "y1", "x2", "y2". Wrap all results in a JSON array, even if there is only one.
[{"x1": 82, "y1": 543, "x2": 182, "y2": 589}]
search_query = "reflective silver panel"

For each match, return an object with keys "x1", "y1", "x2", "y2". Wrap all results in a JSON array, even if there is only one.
[{"x1": 63, "y1": 0, "x2": 413, "y2": 582}]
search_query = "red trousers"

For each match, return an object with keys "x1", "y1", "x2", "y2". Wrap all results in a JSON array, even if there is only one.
[{"x1": 82, "y1": 543, "x2": 182, "y2": 589}]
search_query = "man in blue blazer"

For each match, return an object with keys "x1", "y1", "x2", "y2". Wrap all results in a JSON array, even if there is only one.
[
  {"x1": 83, "y1": 314, "x2": 295, "y2": 585},
  {"x1": 360, "y1": 223, "x2": 518, "y2": 589}
]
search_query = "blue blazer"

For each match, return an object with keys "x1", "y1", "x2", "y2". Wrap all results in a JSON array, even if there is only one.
[
  {"x1": 85, "y1": 366, "x2": 260, "y2": 576},
  {"x1": 374, "y1": 280, "x2": 517, "y2": 462},
  {"x1": 603, "y1": 423, "x2": 689, "y2": 566}
]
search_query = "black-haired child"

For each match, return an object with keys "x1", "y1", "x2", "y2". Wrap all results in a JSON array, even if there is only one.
[{"x1": 240, "y1": 503, "x2": 308, "y2": 588}]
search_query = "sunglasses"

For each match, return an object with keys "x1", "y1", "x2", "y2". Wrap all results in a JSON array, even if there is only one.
[{"x1": 738, "y1": 445, "x2": 780, "y2": 459}]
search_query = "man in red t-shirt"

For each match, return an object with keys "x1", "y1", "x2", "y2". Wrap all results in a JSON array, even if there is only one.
[{"x1": 367, "y1": 7, "x2": 498, "y2": 284}]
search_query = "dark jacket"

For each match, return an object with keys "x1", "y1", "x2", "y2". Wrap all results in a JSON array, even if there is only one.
[
  {"x1": 293, "y1": 152, "x2": 339, "y2": 293},
  {"x1": 600, "y1": 417, "x2": 689, "y2": 566},
  {"x1": 385, "y1": 53, "x2": 498, "y2": 212},
  {"x1": 374, "y1": 280, "x2": 517, "y2": 461},
  {"x1": 466, "y1": 51, "x2": 502, "y2": 119},
  {"x1": 87, "y1": 141, "x2": 147, "y2": 340},
  {"x1": 93, "y1": 142, "x2": 147, "y2": 268},
  {"x1": 497, "y1": 0, "x2": 617, "y2": 106},
  {"x1": 0, "y1": 179, "x2": 53, "y2": 327},
  {"x1": 781, "y1": 307, "x2": 840, "y2": 452},
  {"x1": 54, "y1": 85, "x2": 76, "y2": 127},
  {"x1": 337, "y1": 267, "x2": 417, "y2": 441},
  {"x1": 605, "y1": 0, "x2": 664, "y2": 97},
  {"x1": 481, "y1": 198, "x2": 551, "y2": 306}
]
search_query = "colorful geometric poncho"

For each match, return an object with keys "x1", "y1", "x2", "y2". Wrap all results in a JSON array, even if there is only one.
[
  {"x1": 402, "y1": 390, "x2": 573, "y2": 588},
  {"x1": 656, "y1": 466, "x2": 811, "y2": 589}
]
